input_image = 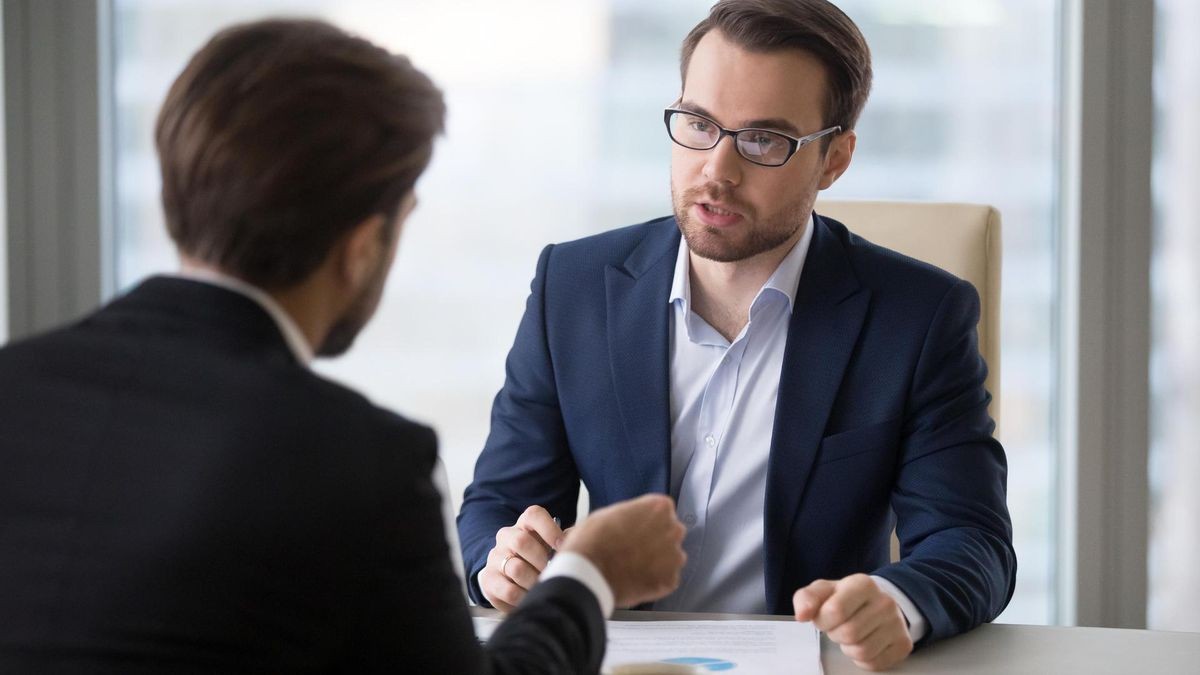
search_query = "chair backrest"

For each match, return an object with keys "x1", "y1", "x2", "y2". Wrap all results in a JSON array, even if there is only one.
[{"x1": 815, "y1": 200, "x2": 1002, "y2": 426}]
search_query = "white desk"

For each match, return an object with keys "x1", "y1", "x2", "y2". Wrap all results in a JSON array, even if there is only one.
[{"x1": 473, "y1": 607, "x2": 1200, "y2": 674}]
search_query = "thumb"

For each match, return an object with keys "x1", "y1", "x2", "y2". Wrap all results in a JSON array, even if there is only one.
[{"x1": 793, "y1": 579, "x2": 837, "y2": 622}]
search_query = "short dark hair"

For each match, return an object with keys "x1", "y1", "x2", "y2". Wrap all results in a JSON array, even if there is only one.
[
  {"x1": 155, "y1": 19, "x2": 445, "y2": 289},
  {"x1": 680, "y1": 0, "x2": 872, "y2": 132}
]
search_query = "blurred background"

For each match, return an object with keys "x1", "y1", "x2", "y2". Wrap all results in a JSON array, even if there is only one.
[{"x1": 4, "y1": 0, "x2": 1196, "y2": 632}]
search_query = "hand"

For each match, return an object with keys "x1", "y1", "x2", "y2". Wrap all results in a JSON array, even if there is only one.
[
  {"x1": 793, "y1": 574, "x2": 913, "y2": 671},
  {"x1": 560, "y1": 494, "x2": 687, "y2": 608},
  {"x1": 479, "y1": 505, "x2": 565, "y2": 612}
]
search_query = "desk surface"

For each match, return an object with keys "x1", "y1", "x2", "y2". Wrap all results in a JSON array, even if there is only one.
[{"x1": 473, "y1": 607, "x2": 1200, "y2": 674}]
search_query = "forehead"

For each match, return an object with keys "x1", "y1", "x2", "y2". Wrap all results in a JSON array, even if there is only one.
[{"x1": 681, "y1": 29, "x2": 828, "y2": 130}]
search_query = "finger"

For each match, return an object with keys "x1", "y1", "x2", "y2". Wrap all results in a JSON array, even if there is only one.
[
  {"x1": 515, "y1": 505, "x2": 566, "y2": 551},
  {"x1": 839, "y1": 622, "x2": 894, "y2": 664},
  {"x1": 478, "y1": 567, "x2": 521, "y2": 613},
  {"x1": 496, "y1": 527, "x2": 552, "y2": 571},
  {"x1": 793, "y1": 579, "x2": 837, "y2": 622},
  {"x1": 501, "y1": 556, "x2": 541, "y2": 591},
  {"x1": 813, "y1": 576, "x2": 876, "y2": 632},
  {"x1": 487, "y1": 546, "x2": 536, "y2": 589},
  {"x1": 853, "y1": 637, "x2": 912, "y2": 672},
  {"x1": 826, "y1": 594, "x2": 895, "y2": 645}
]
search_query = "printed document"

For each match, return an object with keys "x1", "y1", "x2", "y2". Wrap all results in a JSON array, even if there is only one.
[{"x1": 473, "y1": 616, "x2": 821, "y2": 674}]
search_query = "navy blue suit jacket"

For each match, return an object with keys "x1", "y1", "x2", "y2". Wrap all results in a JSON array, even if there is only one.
[{"x1": 458, "y1": 213, "x2": 1016, "y2": 645}]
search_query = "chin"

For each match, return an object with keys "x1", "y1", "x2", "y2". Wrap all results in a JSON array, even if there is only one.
[{"x1": 316, "y1": 321, "x2": 364, "y2": 357}]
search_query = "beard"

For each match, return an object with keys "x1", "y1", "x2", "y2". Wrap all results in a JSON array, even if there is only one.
[
  {"x1": 316, "y1": 251, "x2": 390, "y2": 358},
  {"x1": 671, "y1": 182, "x2": 810, "y2": 263}
]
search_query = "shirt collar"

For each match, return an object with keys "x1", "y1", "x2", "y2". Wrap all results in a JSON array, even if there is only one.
[
  {"x1": 173, "y1": 266, "x2": 315, "y2": 366},
  {"x1": 668, "y1": 211, "x2": 816, "y2": 315}
]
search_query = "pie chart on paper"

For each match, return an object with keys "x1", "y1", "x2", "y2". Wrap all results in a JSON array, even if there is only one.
[{"x1": 662, "y1": 656, "x2": 737, "y2": 671}]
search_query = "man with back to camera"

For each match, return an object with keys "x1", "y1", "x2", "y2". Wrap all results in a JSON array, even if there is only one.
[
  {"x1": 457, "y1": 0, "x2": 1016, "y2": 670},
  {"x1": 0, "y1": 18, "x2": 688, "y2": 674}
]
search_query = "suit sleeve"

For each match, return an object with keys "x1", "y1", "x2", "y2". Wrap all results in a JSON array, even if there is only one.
[
  {"x1": 872, "y1": 279, "x2": 1017, "y2": 646},
  {"x1": 347, "y1": 422, "x2": 604, "y2": 674},
  {"x1": 457, "y1": 244, "x2": 584, "y2": 605}
]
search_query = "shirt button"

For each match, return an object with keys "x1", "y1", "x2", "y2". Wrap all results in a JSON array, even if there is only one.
[
  {"x1": 704, "y1": 434, "x2": 716, "y2": 448},
  {"x1": 683, "y1": 514, "x2": 697, "y2": 526}
]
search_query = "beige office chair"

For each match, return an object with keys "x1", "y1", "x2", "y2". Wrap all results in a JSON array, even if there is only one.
[
  {"x1": 815, "y1": 200, "x2": 1002, "y2": 562},
  {"x1": 815, "y1": 200, "x2": 1001, "y2": 424}
]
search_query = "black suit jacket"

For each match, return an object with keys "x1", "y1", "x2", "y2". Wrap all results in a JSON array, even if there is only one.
[{"x1": 0, "y1": 277, "x2": 604, "y2": 674}]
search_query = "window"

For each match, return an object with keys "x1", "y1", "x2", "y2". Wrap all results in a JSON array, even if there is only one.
[
  {"x1": 1149, "y1": 0, "x2": 1200, "y2": 633},
  {"x1": 112, "y1": 0, "x2": 1059, "y2": 624}
]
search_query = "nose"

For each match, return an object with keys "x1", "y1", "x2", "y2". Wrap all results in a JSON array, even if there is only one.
[{"x1": 701, "y1": 134, "x2": 743, "y2": 186}]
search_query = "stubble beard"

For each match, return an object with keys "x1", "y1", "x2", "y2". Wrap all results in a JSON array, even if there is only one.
[
  {"x1": 671, "y1": 182, "x2": 810, "y2": 263},
  {"x1": 317, "y1": 255, "x2": 389, "y2": 358}
]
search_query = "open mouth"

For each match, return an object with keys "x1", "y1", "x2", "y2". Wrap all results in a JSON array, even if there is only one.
[
  {"x1": 701, "y1": 203, "x2": 738, "y2": 217},
  {"x1": 694, "y1": 201, "x2": 744, "y2": 226}
]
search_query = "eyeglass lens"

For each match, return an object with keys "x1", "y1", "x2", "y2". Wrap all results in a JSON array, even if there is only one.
[{"x1": 668, "y1": 111, "x2": 792, "y2": 166}]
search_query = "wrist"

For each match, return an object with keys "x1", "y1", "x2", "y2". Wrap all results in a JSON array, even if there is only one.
[{"x1": 543, "y1": 551, "x2": 615, "y2": 617}]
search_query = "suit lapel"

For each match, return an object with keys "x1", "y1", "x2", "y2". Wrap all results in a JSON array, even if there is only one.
[
  {"x1": 763, "y1": 214, "x2": 871, "y2": 607},
  {"x1": 604, "y1": 221, "x2": 680, "y2": 497}
]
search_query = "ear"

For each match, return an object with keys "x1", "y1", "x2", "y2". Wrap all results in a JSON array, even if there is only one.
[
  {"x1": 817, "y1": 129, "x2": 856, "y2": 190},
  {"x1": 336, "y1": 213, "x2": 390, "y2": 289}
]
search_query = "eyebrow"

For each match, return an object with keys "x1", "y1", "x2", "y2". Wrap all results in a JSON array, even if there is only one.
[{"x1": 676, "y1": 101, "x2": 802, "y2": 136}]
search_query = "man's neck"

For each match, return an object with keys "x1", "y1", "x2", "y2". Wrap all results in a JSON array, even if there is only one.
[{"x1": 687, "y1": 231, "x2": 802, "y2": 342}]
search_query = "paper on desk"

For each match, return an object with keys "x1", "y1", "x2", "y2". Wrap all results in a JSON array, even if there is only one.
[
  {"x1": 473, "y1": 617, "x2": 821, "y2": 675},
  {"x1": 603, "y1": 620, "x2": 820, "y2": 674}
]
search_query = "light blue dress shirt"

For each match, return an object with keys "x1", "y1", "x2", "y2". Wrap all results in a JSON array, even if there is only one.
[
  {"x1": 652, "y1": 215, "x2": 926, "y2": 641},
  {"x1": 653, "y1": 217, "x2": 812, "y2": 613}
]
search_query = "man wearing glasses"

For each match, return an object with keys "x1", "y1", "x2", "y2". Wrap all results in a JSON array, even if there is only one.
[{"x1": 459, "y1": 1, "x2": 1015, "y2": 670}]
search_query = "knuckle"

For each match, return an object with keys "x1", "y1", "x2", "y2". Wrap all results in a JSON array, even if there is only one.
[
  {"x1": 495, "y1": 527, "x2": 518, "y2": 548},
  {"x1": 510, "y1": 530, "x2": 533, "y2": 549},
  {"x1": 833, "y1": 625, "x2": 861, "y2": 645},
  {"x1": 824, "y1": 599, "x2": 847, "y2": 623},
  {"x1": 842, "y1": 643, "x2": 866, "y2": 661}
]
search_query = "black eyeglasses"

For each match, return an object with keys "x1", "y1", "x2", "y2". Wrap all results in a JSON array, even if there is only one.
[{"x1": 663, "y1": 108, "x2": 841, "y2": 167}]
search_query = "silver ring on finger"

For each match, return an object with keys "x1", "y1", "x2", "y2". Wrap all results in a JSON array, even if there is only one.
[{"x1": 501, "y1": 554, "x2": 515, "y2": 579}]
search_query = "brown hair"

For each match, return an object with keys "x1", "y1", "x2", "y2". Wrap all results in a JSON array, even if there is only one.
[
  {"x1": 155, "y1": 19, "x2": 445, "y2": 289},
  {"x1": 680, "y1": 0, "x2": 872, "y2": 132}
]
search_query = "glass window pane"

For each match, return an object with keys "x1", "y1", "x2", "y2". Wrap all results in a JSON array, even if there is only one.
[
  {"x1": 1149, "y1": 0, "x2": 1200, "y2": 633},
  {"x1": 829, "y1": 0, "x2": 1058, "y2": 625},
  {"x1": 112, "y1": 0, "x2": 1058, "y2": 625}
]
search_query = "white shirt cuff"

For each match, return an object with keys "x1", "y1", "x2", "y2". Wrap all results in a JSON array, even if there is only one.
[
  {"x1": 541, "y1": 551, "x2": 615, "y2": 618},
  {"x1": 871, "y1": 575, "x2": 928, "y2": 643}
]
